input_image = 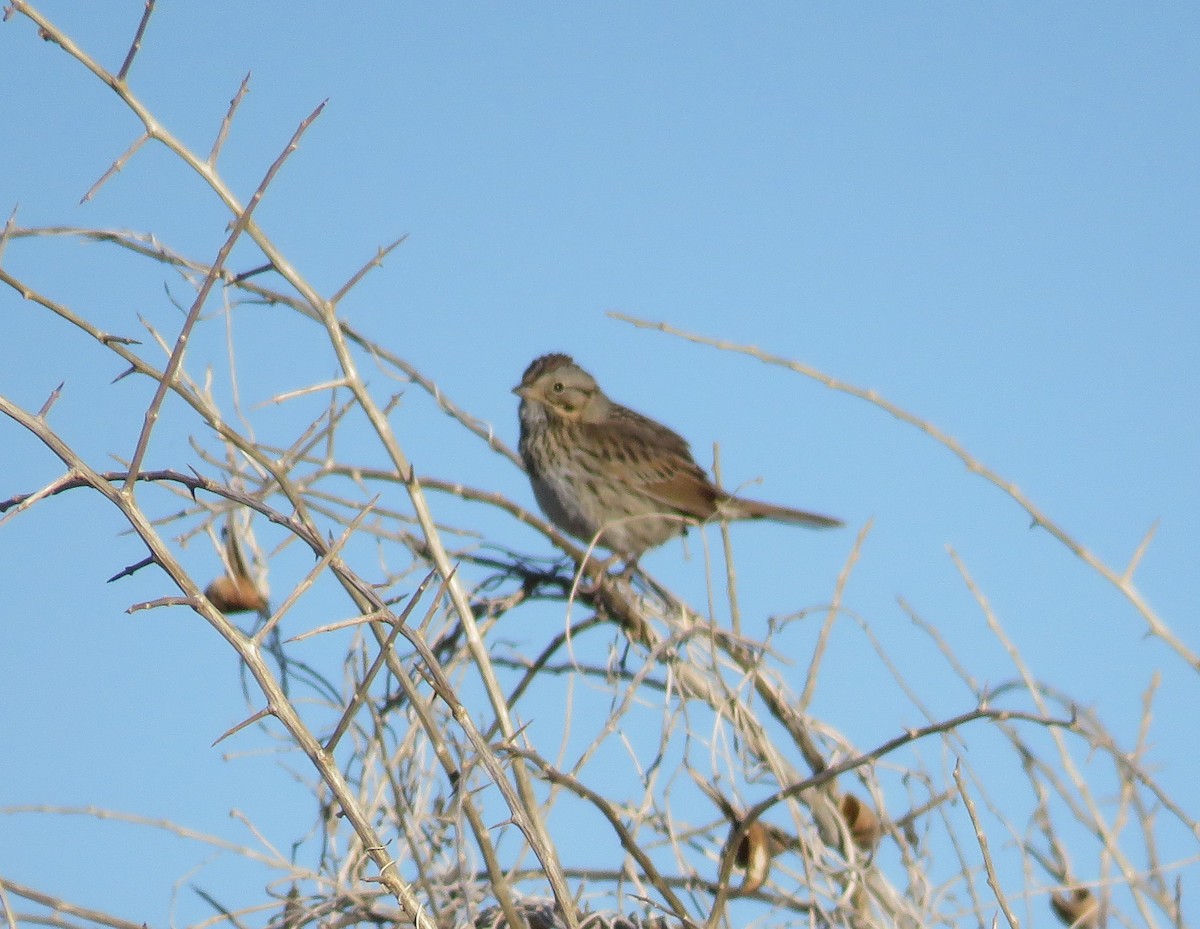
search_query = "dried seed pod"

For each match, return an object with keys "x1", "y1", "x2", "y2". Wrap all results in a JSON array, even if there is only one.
[
  {"x1": 205, "y1": 522, "x2": 268, "y2": 614},
  {"x1": 1050, "y1": 888, "x2": 1100, "y2": 929},
  {"x1": 723, "y1": 818, "x2": 774, "y2": 895},
  {"x1": 204, "y1": 573, "x2": 268, "y2": 614},
  {"x1": 839, "y1": 793, "x2": 882, "y2": 852}
]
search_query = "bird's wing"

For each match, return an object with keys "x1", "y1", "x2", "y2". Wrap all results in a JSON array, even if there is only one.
[{"x1": 592, "y1": 406, "x2": 718, "y2": 519}]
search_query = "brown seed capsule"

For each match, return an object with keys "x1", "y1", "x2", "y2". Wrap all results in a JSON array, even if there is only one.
[
  {"x1": 1050, "y1": 888, "x2": 1100, "y2": 929},
  {"x1": 724, "y1": 819, "x2": 774, "y2": 895},
  {"x1": 205, "y1": 522, "x2": 268, "y2": 614},
  {"x1": 204, "y1": 573, "x2": 268, "y2": 614},
  {"x1": 839, "y1": 793, "x2": 882, "y2": 852}
]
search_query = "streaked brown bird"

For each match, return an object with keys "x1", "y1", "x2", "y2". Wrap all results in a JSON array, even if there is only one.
[{"x1": 514, "y1": 353, "x2": 842, "y2": 559}]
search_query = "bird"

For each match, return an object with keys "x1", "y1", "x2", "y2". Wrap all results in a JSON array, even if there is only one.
[{"x1": 513, "y1": 352, "x2": 842, "y2": 559}]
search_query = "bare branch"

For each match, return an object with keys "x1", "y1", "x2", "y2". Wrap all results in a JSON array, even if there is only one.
[
  {"x1": 80, "y1": 133, "x2": 150, "y2": 204},
  {"x1": 209, "y1": 71, "x2": 252, "y2": 166},
  {"x1": 116, "y1": 0, "x2": 156, "y2": 81},
  {"x1": 331, "y1": 234, "x2": 409, "y2": 306},
  {"x1": 124, "y1": 99, "x2": 327, "y2": 490},
  {"x1": 954, "y1": 764, "x2": 1020, "y2": 929},
  {"x1": 0, "y1": 206, "x2": 17, "y2": 264},
  {"x1": 610, "y1": 312, "x2": 1197, "y2": 674}
]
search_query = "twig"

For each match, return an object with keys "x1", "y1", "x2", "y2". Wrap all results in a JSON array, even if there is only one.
[
  {"x1": 212, "y1": 707, "x2": 275, "y2": 747},
  {"x1": 80, "y1": 134, "x2": 150, "y2": 204},
  {"x1": 324, "y1": 569, "x2": 443, "y2": 754},
  {"x1": 949, "y1": 547, "x2": 1162, "y2": 928},
  {"x1": 209, "y1": 72, "x2": 252, "y2": 166},
  {"x1": 0, "y1": 876, "x2": 150, "y2": 929},
  {"x1": 251, "y1": 495, "x2": 376, "y2": 643},
  {"x1": 331, "y1": 235, "x2": 408, "y2": 305},
  {"x1": 0, "y1": 391, "x2": 437, "y2": 929},
  {"x1": 0, "y1": 805, "x2": 290, "y2": 870},
  {"x1": 0, "y1": 207, "x2": 18, "y2": 264},
  {"x1": 953, "y1": 764, "x2": 1020, "y2": 929},
  {"x1": 799, "y1": 518, "x2": 871, "y2": 712},
  {"x1": 116, "y1": 0, "x2": 156, "y2": 81}
]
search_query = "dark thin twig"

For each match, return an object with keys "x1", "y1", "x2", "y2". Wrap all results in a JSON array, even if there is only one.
[
  {"x1": 190, "y1": 886, "x2": 252, "y2": 929},
  {"x1": 106, "y1": 555, "x2": 157, "y2": 583},
  {"x1": 482, "y1": 615, "x2": 610, "y2": 743},
  {"x1": 116, "y1": 0, "x2": 156, "y2": 81},
  {"x1": 232, "y1": 261, "x2": 273, "y2": 282}
]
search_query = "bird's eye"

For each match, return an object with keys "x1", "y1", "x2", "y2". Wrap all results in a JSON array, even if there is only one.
[{"x1": 552, "y1": 382, "x2": 565, "y2": 393}]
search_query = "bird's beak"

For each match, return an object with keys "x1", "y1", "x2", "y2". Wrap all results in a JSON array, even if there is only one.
[{"x1": 512, "y1": 384, "x2": 531, "y2": 398}]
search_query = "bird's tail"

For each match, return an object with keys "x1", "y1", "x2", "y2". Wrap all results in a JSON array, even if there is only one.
[{"x1": 718, "y1": 496, "x2": 843, "y2": 529}]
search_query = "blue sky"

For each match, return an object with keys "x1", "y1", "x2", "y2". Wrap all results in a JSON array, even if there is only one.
[{"x1": 2, "y1": 3, "x2": 1197, "y2": 927}]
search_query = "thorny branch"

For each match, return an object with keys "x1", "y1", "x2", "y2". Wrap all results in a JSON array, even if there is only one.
[{"x1": 1, "y1": 7, "x2": 1193, "y2": 929}]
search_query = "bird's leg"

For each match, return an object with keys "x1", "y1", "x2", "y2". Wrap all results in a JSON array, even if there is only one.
[
  {"x1": 615, "y1": 554, "x2": 640, "y2": 581},
  {"x1": 571, "y1": 550, "x2": 626, "y2": 593}
]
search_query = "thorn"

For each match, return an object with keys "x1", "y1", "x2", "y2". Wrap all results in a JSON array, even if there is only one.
[
  {"x1": 212, "y1": 706, "x2": 274, "y2": 747},
  {"x1": 108, "y1": 555, "x2": 156, "y2": 583},
  {"x1": 232, "y1": 262, "x2": 274, "y2": 283},
  {"x1": 37, "y1": 382, "x2": 64, "y2": 418},
  {"x1": 126, "y1": 595, "x2": 192, "y2": 613}
]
